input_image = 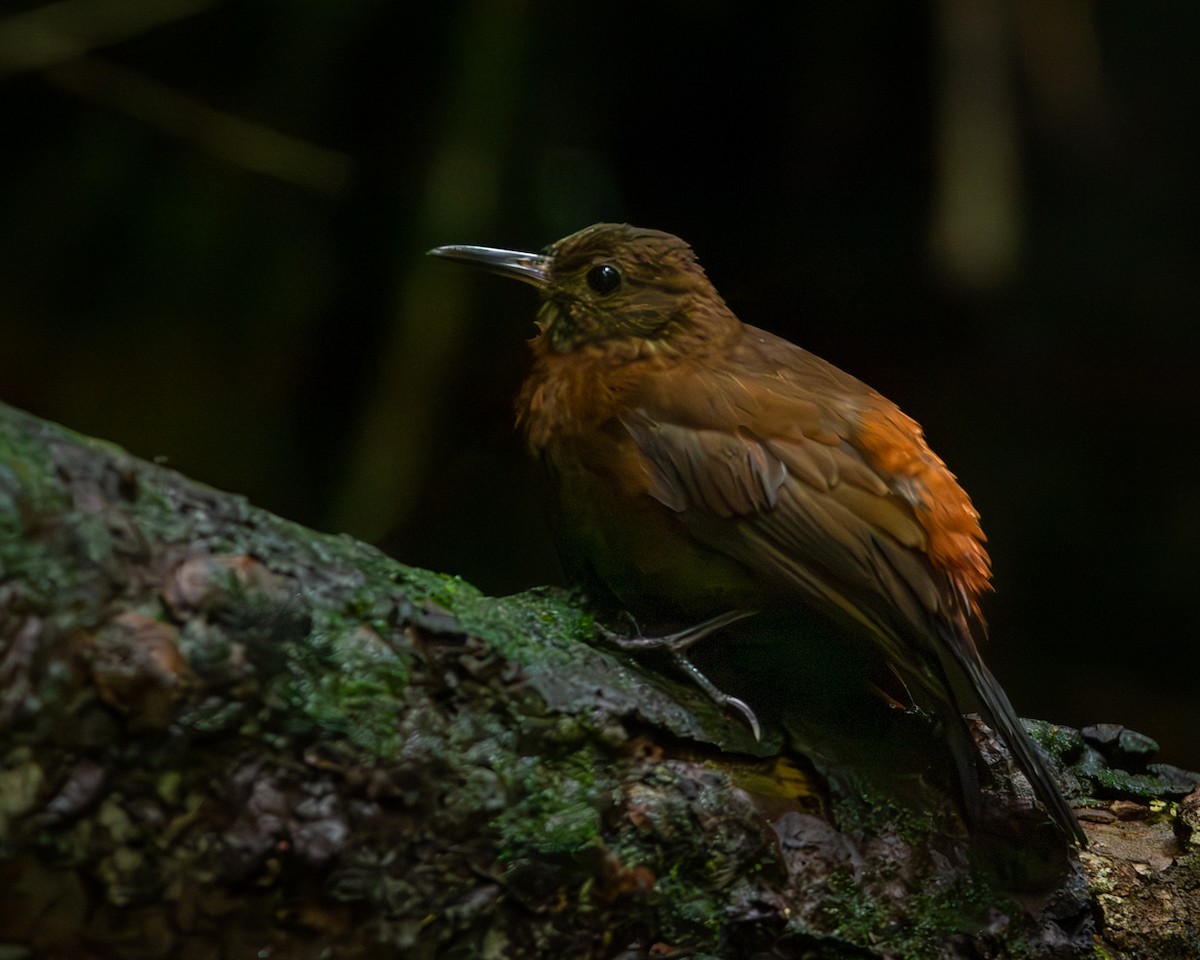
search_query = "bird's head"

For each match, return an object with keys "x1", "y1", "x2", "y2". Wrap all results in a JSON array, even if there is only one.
[{"x1": 429, "y1": 223, "x2": 736, "y2": 354}]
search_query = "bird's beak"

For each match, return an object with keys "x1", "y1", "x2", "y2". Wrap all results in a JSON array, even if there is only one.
[{"x1": 427, "y1": 243, "x2": 550, "y2": 288}]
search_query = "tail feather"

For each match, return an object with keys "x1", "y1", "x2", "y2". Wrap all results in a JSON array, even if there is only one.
[{"x1": 941, "y1": 626, "x2": 1087, "y2": 847}]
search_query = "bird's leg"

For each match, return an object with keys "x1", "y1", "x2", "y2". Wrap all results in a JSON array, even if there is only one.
[
  {"x1": 598, "y1": 608, "x2": 755, "y2": 651},
  {"x1": 596, "y1": 610, "x2": 762, "y2": 741},
  {"x1": 667, "y1": 650, "x2": 763, "y2": 743}
]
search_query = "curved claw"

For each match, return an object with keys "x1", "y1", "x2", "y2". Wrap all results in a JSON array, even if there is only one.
[
  {"x1": 593, "y1": 609, "x2": 764, "y2": 740},
  {"x1": 668, "y1": 650, "x2": 763, "y2": 740},
  {"x1": 723, "y1": 695, "x2": 762, "y2": 742}
]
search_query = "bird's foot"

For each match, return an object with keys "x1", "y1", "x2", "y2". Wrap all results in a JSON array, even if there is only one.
[
  {"x1": 596, "y1": 610, "x2": 762, "y2": 741},
  {"x1": 596, "y1": 609, "x2": 757, "y2": 652},
  {"x1": 668, "y1": 650, "x2": 763, "y2": 742}
]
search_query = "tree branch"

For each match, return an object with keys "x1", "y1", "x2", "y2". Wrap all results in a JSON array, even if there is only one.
[{"x1": 0, "y1": 401, "x2": 1195, "y2": 958}]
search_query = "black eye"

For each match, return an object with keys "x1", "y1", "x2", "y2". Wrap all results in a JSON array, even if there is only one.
[{"x1": 585, "y1": 263, "x2": 621, "y2": 295}]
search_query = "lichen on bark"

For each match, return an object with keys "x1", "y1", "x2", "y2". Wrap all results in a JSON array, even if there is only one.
[{"x1": 1, "y1": 402, "x2": 1197, "y2": 959}]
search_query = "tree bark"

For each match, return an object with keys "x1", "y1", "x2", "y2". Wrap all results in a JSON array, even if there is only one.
[{"x1": 0, "y1": 401, "x2": 1196, "y2": 959}]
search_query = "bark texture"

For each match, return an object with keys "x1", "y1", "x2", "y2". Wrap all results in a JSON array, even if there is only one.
[{"x1": 0, "y1": 401, "x2": 1196, "y2": 959}]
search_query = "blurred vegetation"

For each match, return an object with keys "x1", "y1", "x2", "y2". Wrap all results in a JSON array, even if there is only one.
[{"x1": 1, "y1": 0, "x2": 1196, "y2": 766}]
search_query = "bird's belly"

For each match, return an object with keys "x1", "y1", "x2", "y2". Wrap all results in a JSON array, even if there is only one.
[{"x1": 551, "y1": 462, "x2": 767, "y2": 624}]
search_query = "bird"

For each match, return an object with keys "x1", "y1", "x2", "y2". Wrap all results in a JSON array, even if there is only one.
[{"x1": 427, "y1": 222, "x2": 1085, "y2": 847}]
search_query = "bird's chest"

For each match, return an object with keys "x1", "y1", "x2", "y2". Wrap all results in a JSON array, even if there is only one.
[
  {"x1": 519, "y1": 350, "x2": 767, "y2": 621},
  {"x1": 538, "y1": 428, "x2": 764, "y2": 623}
]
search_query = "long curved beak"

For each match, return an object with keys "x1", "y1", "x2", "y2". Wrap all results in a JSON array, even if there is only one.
[{"x1": 427, "y1": 243, "x2": 550, "y2": 288}]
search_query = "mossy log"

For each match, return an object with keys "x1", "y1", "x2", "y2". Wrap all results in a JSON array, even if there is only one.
[{"x1": 0, "y1": 401, "x2": 1196, "y2": 959}]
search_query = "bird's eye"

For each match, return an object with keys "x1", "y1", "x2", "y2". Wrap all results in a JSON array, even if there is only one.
[{"x1": 585, "y1": 263, "x2": 622, "y2": 295}]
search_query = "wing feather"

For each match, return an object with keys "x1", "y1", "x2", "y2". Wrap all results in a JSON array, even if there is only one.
[
  {"x1": 619, "y1": 400, "x2": 961, "y2": 667},
  {"x1": 621, "y1": 412, "x2": 787, "y2": 518},
  {"x1": 601, "y1": 329, "x2": 1077, "y2": 841}
]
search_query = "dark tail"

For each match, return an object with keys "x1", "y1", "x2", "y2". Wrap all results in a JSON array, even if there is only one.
[{"x1": 942, "y1": 629, "x2": 1087, "y2": 847}]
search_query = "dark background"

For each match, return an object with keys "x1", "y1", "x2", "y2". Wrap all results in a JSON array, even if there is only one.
[{"x1": 2, "y1": 1, "x2": 1196, "y2": 767}]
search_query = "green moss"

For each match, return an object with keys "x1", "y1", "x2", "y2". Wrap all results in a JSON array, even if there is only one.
[
  {"x1": 493, "y1": 750, "x2": 608, "y2": 860},
  {"x1": 448, "y1": 586, "x2": 595, "y2": 666},
  {"x1": 391, "y1": 565, "x2": 483, "y2": 610},
  {"x1": 274, "y1": 622, "x2": 410, "y2": 757},
  {"x1": 815, "y1": 864, "x2": 1019, "y2": 958},
  {"x1": 816, "y1": 870, "x2": 883, "y2": 943},
  {"x1": 653, "y1": 865, "x2": 724, "y2": 938},
  {"x1": 0, "y1": 439, "x2": 80, "y2": 606},
  {"x1": 1024, "y1": 719, "x2": 1085, "y2": 762},
  {"x1": 903, "y1": 873, "x2": 1015, "y2": 956},
  {"x1": 829, "y1": 787, "x2": 941, "y2": 848},
  {"x1": 1086, "y1": 766, "x2": 1182, "y2": 800}
]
